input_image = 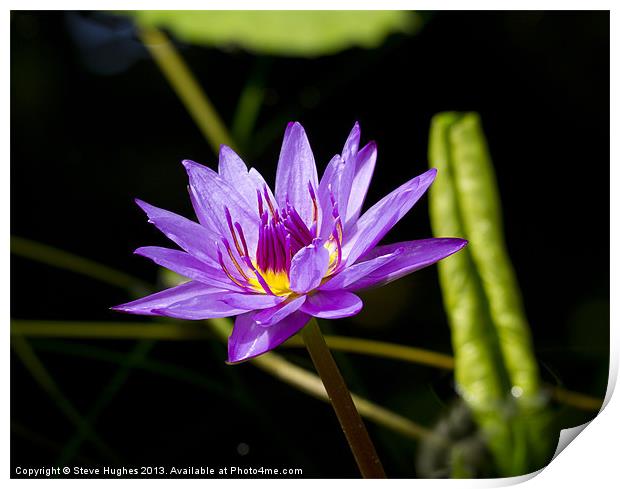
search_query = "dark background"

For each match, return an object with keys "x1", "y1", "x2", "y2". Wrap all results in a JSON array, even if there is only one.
[{"x1": 11, "y1": 11, "x2": 609, "y2": 478}]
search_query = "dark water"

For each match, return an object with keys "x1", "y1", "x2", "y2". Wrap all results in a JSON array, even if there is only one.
[{"x1": 11, "y1": 11, "x2": 609, "y2": 477}]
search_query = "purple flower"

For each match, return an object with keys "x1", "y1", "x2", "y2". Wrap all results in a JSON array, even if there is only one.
[{"x1": 112, "y1": 122, "x2": 467, "y2": 363}]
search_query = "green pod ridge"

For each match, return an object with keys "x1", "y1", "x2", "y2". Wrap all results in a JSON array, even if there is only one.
[
  {"x1": 447, "y1": 113, "x2": 542, "y2": 408},
  {"x1": 428, "y1": 112, "x2": 554, "y2": 476},
  {"x1": 428, "y1": 112, "x2": 508, "y2": 412},
  {"x1": 429, "y1": 113, "x2": 513, "y2": 475}
]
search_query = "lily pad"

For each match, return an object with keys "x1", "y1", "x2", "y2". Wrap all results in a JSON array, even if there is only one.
[{"x1": 127, "y1": 10, "x2": 420, "y2": 57}]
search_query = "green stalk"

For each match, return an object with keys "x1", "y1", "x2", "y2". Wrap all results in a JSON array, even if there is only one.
[
  {"x1": 429, "y1": 112, "x2": 517, "y2": 475},
  {"x1": 12, "y1": 421, "x2": 97, "y2": 466},
  {"x1": 9, "y1": 319, "x2": 453, "y2": 369},
  {"x1": 231, "y1": 57, "x2": 270, "y2": 149},
  {"x1": 208, "y1": 318, "x2": 436, "y2": 443},
  {"x1": 428, "y1": 112, "x2": 554, "y2": 475},
  {"x1": 11, "y1": 319, "x2": 601, "y2": 412},
  {"x1": 11, "y1": 336, "x2": 118, "y2": 463},
  {"x1": 139, "y1": 27, "x2": 235, "y2": 154},
  {"x1": 447, "y1": 113, "x2": 541, "y2": 406},
  {"x1": 11, "y1": 320, "x2": 214, "y2": 341},
  {"x1": 11, "y1": 236, "x2": 149, "y2": 292},
  {"x1": 10, "y1": 235, "x2": 440, "y2": 444},
  {"x1": 287, "y1": 333, "x2": 454, "y2": 370},
  {"x1": 301, "y1": 319, "x2": 386, "y2": 478},
  {"x1": 56, "y1": 340, "x2": 156, "y2": 466}
]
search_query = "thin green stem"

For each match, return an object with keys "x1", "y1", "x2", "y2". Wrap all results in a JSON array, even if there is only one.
[
  {"x1": 231, "y1": 57, "x2": 270, "y2": 148},
  {"x1": 35, "y1": 337, "x2": 433, "y2": 443},
  {"x1": 301, "y1": 318, "x2": 386, "y2": 478},
  {"x1": 9, "y1": 239, "x2": 440, "y2": 443},
  {"x1": 11, "y1": 320, "x2": 214, "y2": 341},
  {"x1": 11, "y1": 236, "x2": 150, "y2": 292},
  {"x1": 286, "y1": 334, "x2": 454, "y2": 370},
  {"x1": 9, "y1": 320, "x2": 452, "y2": 368},
  {"x1": 11, "y1": 336, "x2": 119, "y2": 463},
  {"x1": 551, "y1": 386, "x2": 603, "y2": 412},
  {"x1": 11, "y1": 421, "x2": 97, "y2": 466},
  {"x1": 13, "y1": 318, "x2": 435, "y2": 442},
  {"x1": 139, "y1": 27, "x2": 235, "y2": 153},
  {"x1": 56, "y1": 340, "x2": 156, "y2": 466},
  {"x1": 33, "y1": 339, "x2": 239, "y2": 402},
  {"x1": 208, "y1": 318, "x2": 436, "y2": 443},
  {"x1": 11, "y1": 319, "x2": 603, "y2": 413}
]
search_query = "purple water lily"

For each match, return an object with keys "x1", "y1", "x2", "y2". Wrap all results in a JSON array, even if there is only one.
[{"x1": 112, "y1": 122, "x2": 467, "y2": 363}]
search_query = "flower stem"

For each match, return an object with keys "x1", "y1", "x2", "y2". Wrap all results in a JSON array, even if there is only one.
[{"x1": 301, "y1": 318, "x2": 386, "y2": 478}]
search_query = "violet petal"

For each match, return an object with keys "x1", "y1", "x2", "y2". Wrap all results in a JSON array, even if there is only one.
[
  {"x1": 336, "y1": 153, "x2": 356, "y2": 231},
  {"x1": 134, "y1": 246, "x2": 240, "y2": 291},
  {"x1": 342, "y1": 168, "x2": 437, "y2": 265},
  {"x1": 221, "y1": 293, "x2": 286, "y2": 310},
  {"x1": 301, "y1": 290, "x2": 363, "y2": 319},
  {"x1": 317, "y1": 154, "x2": 355, "y2": 240},
  {"x1": 319, "y1": 247, "x2": 403, "y2": 291},
  {"x1": 217, "y1": 145, "x2": 256, "y2": 209},
  {"x1": 274, "y1": 122, "x2": 319, "y2": 226},
  {"x1": 183, "y1": 159, "x2": 259, "y2": 253},
  {"x1": 252, "y1": 295, "x2": 307, "y2": 327},
  {"x1": 317, "y1": 154, "x2": 343, "y2": 239},
  {"x1": 289, "y1": 239, "x2": 330, "y2": 294},
  {"x1": 135, "y1": 199, "x2": 219, "y2": 266},
  {"x1": 111, "y1": 281, "x2": 218, "y2": 316},
  {"x1": 152, "y1": 291, "x2": 253, "y2": 320},
  {"x1": 248, "y1": 167, "x2": 277, "y2": 205},
  {"x1": 345, "y1": 141, "x2": 377, "y2": 230},
  {"x1": 227, "y1": 310, "x2": 311, "y2": 363},
  {"x1": 341, "y1": 121, "x2": 361, "y2": 163},
  {"x1": 346, "y1": 238, "x2": 468, "y2": 291}
]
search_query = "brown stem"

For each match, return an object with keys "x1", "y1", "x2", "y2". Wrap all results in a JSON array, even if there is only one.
[{"x1": 301, "y1": 318, "x2": 386, "y2": 478}]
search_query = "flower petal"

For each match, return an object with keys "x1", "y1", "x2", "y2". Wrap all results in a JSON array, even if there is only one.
[
  {"x1": 335, "y1": 155, "x2": 356, "y2": 228},
  {"x1": 153, "y1": 290, "x2": 253, "y2": 320},
  {"x1": 248, "y1": 168, "x2": 278, "y2": 222},
  {"x1": 317, "y1": 156, "x2": 356, "y2": 240},
  {"x1": 301, "y1": 290, "x2": 363, "y2": 319},
  {"x1": 288, "y1": 239, "x2": 331, "y2": 294},
  {"x1": 319, "y1": 125, "x2": 372, "y2": 237},
  {"x1": 345, "y1": 141, "x2": 377, "y2": 230},
  {"x1": 248, "y1": 167, "x2": 276, "y2": 204},
  {"x1": 217, "y1": 145, "x2": 256, "y2": 209},
  {"x1": 227, "y1": 310, "x2": 311, "y2": 363},
  {"x1": 183, "y1": 159, "x2": 259, "y2": 253},
  {"x1": 218, "y1": 144, "x2": 246, "y2": 176},
  {"x1": 342, "y1": 121, "x2": 360, "y2": 163},
  {"x1": 135, "y1": 199, "x2": 219, "y2": 266},
  {"x1": 275, "y1": 122, "x2": 319, "y2": 226},
  {"x1": 317, "y1": 154, "x2": 343, "y2": 239},
  {"x1": 345, "y1": 238, "x2": 468, "y2": 291},
  {"x1": 342, "y1": 168, "x2": 437, "y2": 265},
  {"x1": 319, "y1": 247, "x2": 403, "y2": 291},
  {"x1": 217, "y1": 146, "x2": 276, "y2": 215},
  {"x1": 252, "y1": 295, "x2": 306, "y2": 327},
  {"x1": 221, "y1": 293, "x2": 285, "y2": 310},
  {"x1": 134, "y1": 246, "x2": 239, "y2": 291},
  {"x1": 111, "y1": 281, "x2": 216, "y2": 316}
]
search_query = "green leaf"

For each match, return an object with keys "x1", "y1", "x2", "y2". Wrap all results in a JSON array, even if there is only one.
[
  {"x1": 128, "y1": 10, "x2": 420, "y2": 57},
  {"x1": 428, "y1": 112, "x2": 555, "y2": 476}
]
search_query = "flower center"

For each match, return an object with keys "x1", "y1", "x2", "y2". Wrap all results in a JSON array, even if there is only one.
[{"x1": 217, "y1": 183, "x2": 343, "y2": 296}]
